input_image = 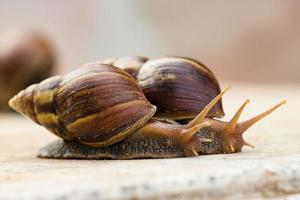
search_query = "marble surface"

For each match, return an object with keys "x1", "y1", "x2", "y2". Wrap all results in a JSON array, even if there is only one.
[{"x1": 0, "y1": 82, "x2": 299, "y2": 200}]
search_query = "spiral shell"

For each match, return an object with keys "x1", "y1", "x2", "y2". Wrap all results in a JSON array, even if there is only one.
[
  {"x1": 9, "y1": 63, "x2": 156, "y2": 147},
  {"x1": 137, "y1": 56, "x2": 224, "y2": 120},
  {"x1": 100, "y1": 56, "x2": 148, "y2": 79}
]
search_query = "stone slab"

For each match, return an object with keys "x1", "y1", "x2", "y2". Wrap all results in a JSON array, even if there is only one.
[{"x1": 0, "y1": 82, "x2": 299, "y2": 200}]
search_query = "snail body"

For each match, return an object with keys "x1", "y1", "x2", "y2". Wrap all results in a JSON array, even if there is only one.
[
  {"x1": 9, "y1": 60, "x2": 285, "y2": 159},
  {"x1": 38, "y1": 91, "x2": 285, "y2": 159}
]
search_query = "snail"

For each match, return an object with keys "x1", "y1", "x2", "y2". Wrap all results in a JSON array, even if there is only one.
[
  {"x1": 0, "y1": 32, "x2": 55, "y2": 111},
  {"x1": 100, "y1": 56, "x2": 148, "y2": 79},
  {"x1": 9, "y1": 62, "x2": 285, "y2": 159}
]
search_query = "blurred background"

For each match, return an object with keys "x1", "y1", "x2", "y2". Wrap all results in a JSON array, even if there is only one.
[
  {"x1": 0, "y1": 0, "x2": 300, "y2": 111},
  {"x1": 1, "y1": 0, "x2": 299, "y2": 80}
]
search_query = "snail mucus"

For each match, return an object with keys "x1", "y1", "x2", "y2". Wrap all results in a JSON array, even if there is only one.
[{"x1": 9, "y1": 57, "x2": 285, "y2": 159}]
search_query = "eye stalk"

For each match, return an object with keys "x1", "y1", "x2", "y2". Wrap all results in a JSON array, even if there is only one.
[
  {"x1": 176, "y1": 87, "x2": 230, "y2": 156},
  {"x1": 222, "y1": 99, "x2": 286, "y2": 153}
]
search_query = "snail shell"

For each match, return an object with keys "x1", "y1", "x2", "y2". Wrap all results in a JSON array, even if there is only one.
[
  {"x1": 9, "y1": 63, "x2": 156, "y2": 147},
  {"x1": 137, "y1": 56, "x2": 224, "y2": 120},
  {"x1": 100, "y1": 56, "x2": 148, "y2": 79}
]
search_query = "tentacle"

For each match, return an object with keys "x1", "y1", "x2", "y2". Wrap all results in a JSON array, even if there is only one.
[
  {"x1": 178, "y1": 86, "x2": 230, "y2": 156},
  {"x1": 243, "y1": 141, "x2": 255, "y2": 148},
  {"x1": 237, "y1": 100, "x2": 286, "y2": 134},
  {"x1": 179, "y1": 121, "x2": 212, "y2": 145},
  {"x1": 224, "y1": 99, "x2": 250, "y2": 135},
  {"x1": 185, "y1": 86, "x2": 230, "y2": 129},
  {"x1": 225, "y1": 100, "x2": 285, "y2": 152}
]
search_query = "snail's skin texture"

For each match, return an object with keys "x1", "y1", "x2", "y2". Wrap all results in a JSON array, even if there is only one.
[
  {"x1": 137, "y1": 56, "x2": 224, "y2": 120},
  {"x1": 38, "y1": 98, "x2": 285, "y2": 160},
  {"x1": 12, "y1": 80, "x2": 229, "y2": 159},
  {"x1": 39, "y1": 126, "x2": 184, "y2": 159},
  {"x1": 9, "y1": 63, "x2": 156, "y2": 148},
  {"x1": 100, "y1": 56, "x2": 148, "y2": 79},
  {"x1": 38, "y1": 120, "x2": 228, "y2": 159},
  {"x1": 0, "y1": 33, "x2": 55, "y2": 111}
]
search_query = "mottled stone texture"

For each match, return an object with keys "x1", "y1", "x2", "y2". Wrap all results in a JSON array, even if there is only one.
[{"x1": 0, "y1": 83, "x2": 299, "y2": 199}]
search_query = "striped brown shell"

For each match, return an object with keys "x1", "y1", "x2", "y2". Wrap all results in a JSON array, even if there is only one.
[
  {"x1": 9, "y1": 63, "x2": 156, "y2": 147},
  {"x1": 137, "y1": 56, "x2": 224, "y2": 120}
]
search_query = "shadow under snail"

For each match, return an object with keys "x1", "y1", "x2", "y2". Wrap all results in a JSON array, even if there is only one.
[{"x1": 8, "y1": 60, "x2": 285, "y2": 159}]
